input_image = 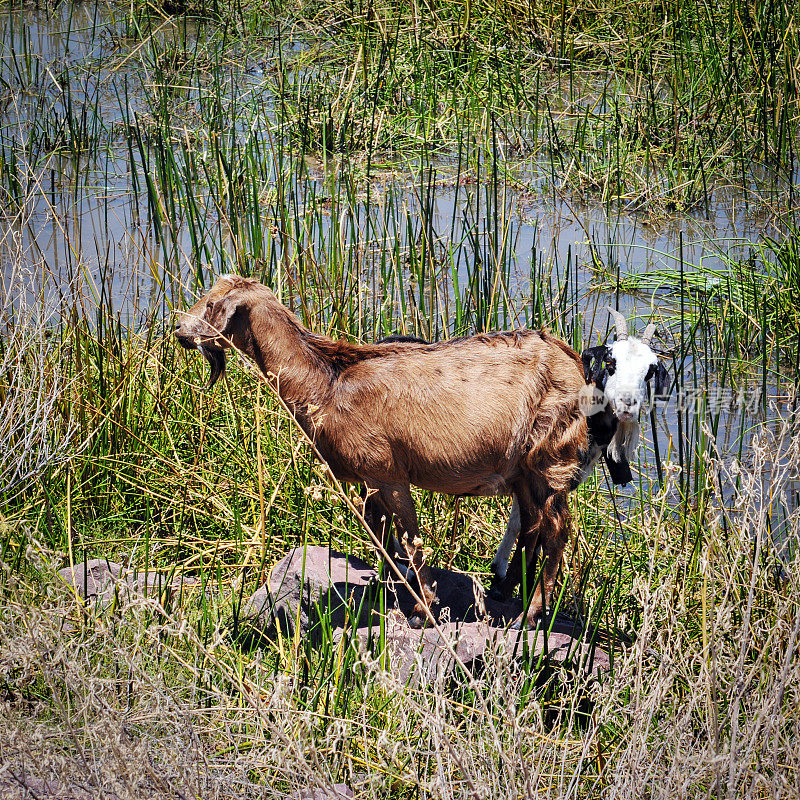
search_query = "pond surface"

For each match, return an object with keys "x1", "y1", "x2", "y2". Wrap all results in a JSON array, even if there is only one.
[{"x1": 1, "y1": 3, "x2": 783, "y2": 303}]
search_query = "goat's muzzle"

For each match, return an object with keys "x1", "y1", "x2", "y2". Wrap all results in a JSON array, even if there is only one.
[
  {"x1": 614, "y1": 396, "x2": 639, "y2": 421},
  {"x1": 174, "y1": 326, "x2": 227, "y2": 388}
]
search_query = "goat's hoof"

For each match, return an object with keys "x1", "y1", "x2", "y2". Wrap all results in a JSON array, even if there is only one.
[
  {"x1": 510, "y1": 612, "x2": 543, "y2": 631},
  {"x1": 487, "y1": 583, "x2": 506, "y2": 602},
  {"x1": 407, "y1": 613, "x2": 426, "y2": 629}
]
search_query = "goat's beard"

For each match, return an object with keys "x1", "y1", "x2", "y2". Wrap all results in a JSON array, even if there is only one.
[
  {"x1": 198, "y1": 345, "x2": 226, "y2": 387},
  {"x1": 607, "y1": 418, "x2": 640, "y2": 465}
]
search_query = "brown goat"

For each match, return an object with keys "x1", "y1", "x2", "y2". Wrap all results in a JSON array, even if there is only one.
[{"x1": 174, "y1": 275, "x2": 589, "y2": 627}]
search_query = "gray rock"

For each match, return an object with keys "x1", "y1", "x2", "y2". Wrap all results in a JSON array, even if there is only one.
[
  {"x1": 237, "y1": 546, "x2": 609, "y2": 679},
  {"x1": 57, "y1": 559, "x2": 201, "y2": 606},
  {"x1": 235, "y1": 547, "x2": 378, "y2": 641}
]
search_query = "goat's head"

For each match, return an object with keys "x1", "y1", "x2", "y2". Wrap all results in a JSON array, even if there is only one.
[
  {"x1": 174, "y1": 275, "x2": 256, "y2": 387},
  {"x1": 580, "y1": 307, "x2": 671, "y2": 478}
]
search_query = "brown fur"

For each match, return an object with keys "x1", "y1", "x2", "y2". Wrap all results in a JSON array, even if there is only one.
[{"x1": 175, "y1": 275, "x2": 589, "y2": 625}]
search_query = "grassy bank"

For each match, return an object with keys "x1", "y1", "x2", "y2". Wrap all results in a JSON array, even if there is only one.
[
  {"x1": 0, "y1": 251, "x2": 798, "y2": 797},
  {"x1": 1, "y1": 402, "x2": 798, "y2": 797}
]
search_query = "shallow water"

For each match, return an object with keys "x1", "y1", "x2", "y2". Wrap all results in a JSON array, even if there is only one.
[
  {"x1": 1, "y1": 2, "x2": 796, "y2": 525},
  {"x1": 1, "y1": 4, "x2": 785, "y2": 302}
]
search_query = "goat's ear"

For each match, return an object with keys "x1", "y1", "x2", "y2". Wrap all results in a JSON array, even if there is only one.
[
  {"x1": 646, "y1": 359, "x2": 671, "y2": 398},
  {"x1": 581, "y1": 345, "x2": 609, "y2": 385},
  {"x1": 653, "y1": 360, "x2": 670, "y2": 398},
  {"x1": 204, "y1": 295, "x2": 242, "y2": 343}
]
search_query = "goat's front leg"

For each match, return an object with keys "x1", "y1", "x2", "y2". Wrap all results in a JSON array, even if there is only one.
[
  {"x1": 377, "y1": 482, "x2": 435, "y2": 628},
  {"x1": 362, "y1": 485, "x2": 404, "y2": 571}
]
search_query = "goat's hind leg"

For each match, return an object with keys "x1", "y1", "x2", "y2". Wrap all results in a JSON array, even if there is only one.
[
  {"x1": 518, "y1": 492, "x2": 570, "y2": 628},
  {"x1": 376, "y1": 482, "x2": 435, "y2": 629},
  {"x1": 496, "y1": 488, "x2": 571, "y2": 628}
]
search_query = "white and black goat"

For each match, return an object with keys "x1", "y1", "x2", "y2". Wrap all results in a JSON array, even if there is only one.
[{"x1": 489, "y1": 307, "x2": 670, "y2": 591}]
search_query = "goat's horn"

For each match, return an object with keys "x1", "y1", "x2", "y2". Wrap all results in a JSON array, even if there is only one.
[
  {"x1": 606, "y1": 307, "x2": 629, "y2": 340},
  {"x1": 641, "y1": 322, "x2": 657, "y2": 347}
]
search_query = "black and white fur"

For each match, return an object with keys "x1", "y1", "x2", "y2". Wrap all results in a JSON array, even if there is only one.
[{"x1": 489, "y1": 307, "x2": 670, "y2": 587}]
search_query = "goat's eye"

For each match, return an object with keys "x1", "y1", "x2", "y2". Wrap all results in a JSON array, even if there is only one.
[{"x1": 604, "y1": 357, "x2": 616, "y2": 375}]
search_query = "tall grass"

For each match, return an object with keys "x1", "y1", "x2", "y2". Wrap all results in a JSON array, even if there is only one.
[
  {"x1": 1, "y1": 421, "x2": 798, "y2": 798},
  {"x1": 264, "y1": 0, "x2": 799, "y2": 211},
  {"x1": 0, "y1": 264, "x2": 76, "y2": 502},
  {"x1": 0, "y1": 0, "x2": 798, "y2": 796}
]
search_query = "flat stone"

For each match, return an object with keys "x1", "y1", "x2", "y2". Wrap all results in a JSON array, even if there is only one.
[
  {"x1": 237, "y1": 546, "x2": 609, "y2": 679},
  {"x1": 355, "y1": 611, "x2": 606, "y2": 683},
  {"x1": 0, "y1": 770, "x2": 114, "y2": 800},
  {"x1": 57, "y1": 559, "x2": 201, "y2": 606}
]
